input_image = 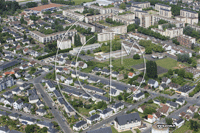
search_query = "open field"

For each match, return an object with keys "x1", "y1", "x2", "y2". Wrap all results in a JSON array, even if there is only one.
[
  {"x1": 155, "y1": 58, "x2": 178, "y2": 70},
  {"x1": 111, "y1": 58, "x2": 144, "y2": 69},
  {"x1": 73, "y1": 0, "x2": 94, "y2": 5}
]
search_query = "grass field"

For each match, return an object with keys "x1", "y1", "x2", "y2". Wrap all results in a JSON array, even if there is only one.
[
  {"x1": 73, "y1": 0, "x2": 94, "y2": 4},
  {"x1": 155, "y1": 58, "x2": 178, "y2": 70},
  {"x1": 173, "y1": 121, "x2": 191, "y2": 133},
  {"x1": 111, "y1": 126, "x2": 132, "y2": 133},
  {"x1": 110, "y1": 58, "x2": 144, "y2": 69}
]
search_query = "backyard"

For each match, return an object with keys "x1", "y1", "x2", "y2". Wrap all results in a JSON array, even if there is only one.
[
  {"x1": 111, "y1": 126, "x2": 133, "y2": 133},
  {"x1": 111, "y1": 58, "x2": 144, "y2": 69}
]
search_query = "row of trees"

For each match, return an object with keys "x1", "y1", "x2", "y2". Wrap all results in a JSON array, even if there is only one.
[
  {"x1": 177, "y1": 54, "x2": 197, "y2": 67},
  {"x1": 0, "y1": 0, "x2": 20, "y2": 16},
  {"x1": 189, "y1": 82, "x2": 200, "y2": 97},
  {"x1": 146, "y1": 60, "x2": 158, "y2": 79},
  {"x1": 137, "y1": 27, "x2": 169, "y2": 40},
  {"x1": 139, "y1": 40, "x2": 165, "y2": 53},
  {"x1": 183, "y1": 26, "x2": 200, "y2": 40},
  {"x1": 51, "y1": 0, "x2": 75, "y2": 5}
]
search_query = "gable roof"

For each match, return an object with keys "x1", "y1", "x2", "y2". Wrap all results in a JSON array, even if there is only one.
[
  {"x1": 115, "y1": 112, "x2": 141, "y2": 126},
  {"x1": 73, "y1": 120, "x2": 87, "y2": 128}
]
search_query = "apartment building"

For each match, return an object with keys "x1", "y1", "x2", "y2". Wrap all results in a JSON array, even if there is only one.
[
  {"x1": 103, "y1": 25, "x2": 127, "y2": 34},
  {"x1": 63, "y1": 10, "x2": 84, "y2": 21},
  {"x1": 97, "y1": 32, "x2": 115, "y2": 42},
  {"x1": 175, "y1": 9, "x2": 198, "y2": 24},
  {"x1": 87, "y1": 5, "x2": 124, "y2": 14},
  {"x1": 159, "y1": 8, "x2": 172, "y2": 18},
  {"x1": 75, "y1": 22, "x2": 95, "y2": 32},
  {"x1": 130, "y1": 2, "x2": 150, "y2": 9},
  {"x1": 130, "y1": 6, "x2": 142, "y2": 12},
  {"x1": 155, "y1": 3, "x2": 171, "y2": 11},
  {"x1": 113, "y1": 14, "x2": 136, "y2": 25},
  {"x1": 177, "y1": 34, "x2": 196, "y2": 48},
  {"x1": 85, "y1": 14, "x2": 113, "y2": 23},
  {"x1": 57, "y1": 38, "x2": 72, "y2": 50},
  {"x1": 151, "y1": 27, "x2": 183, "y2": 38},
  {"x1": 29, "y1": 30, "x2": 77, "y2": 43},
  {"x1": 182, "y1": 0, "x2": 193, "y2": 3},
  {"x1": 69, "y1": 6, "x2": 84, "y2": 13},
  {"x1": 140, "y1": 14, "x2": 153, "y2": 28},
  {"x1": 0, "y1": 76, "x2": 14, "y2": 92}
]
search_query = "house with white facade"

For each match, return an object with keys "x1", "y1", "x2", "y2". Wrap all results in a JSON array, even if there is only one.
[
  {"x1": 13, "y1": 99, "x2": 23, "y2": 110},
  {"x1": 100, "y1": 108, "x2": 113, "y2": 119},
  {"x1": 73, "y1": 120, "x2": 87, "y2": 131},
  {"x1": 148, "y1": 79, "x2": 159, "y2": 88},
  {"x1": 111, "y1": 102, "x2": 124, "y2": 113},
  {"x1": 114, "y1": 112, "x2": 141, "y2": 132},
  {"x1": 133, "y1": 92, "x2": 145, "y2": 101},
  {"x1": 145, "y1": 115, "x2": 156, "y2": 123},
  {"x1": 87, "y1": 114, "x2": 101, "y2": 124},
  {"x1": 46, "y1": 80, "x2": 56, "y2": 92}
]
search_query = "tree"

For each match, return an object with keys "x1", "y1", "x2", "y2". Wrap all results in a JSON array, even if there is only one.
[
  {"x1": 119, "y1": 3, "x2": 126, "y2": 9},
  {"x1": 80, "y1": 50, "x2": 85, "y2": 55},
  {"x1": 87, "y1": 50, "x2": 90, "y2": 54},
  {"x1": 145, "y1": 47, "x2": 152, "y2": 54},
  {"x1": 165, "y1": 118, "x2": 173, "y2": 125},
  {"x1": 178, "y1": 69, "x2": 185, "y2": 78},
  {"x1": 146, "y1": 61, "x2": 157, "y2": 78},
  {"x1": 117, "y1": 95, "x2": 122, "y2": 100},
  {"x1": 26, "y1": 2, "x2": 37, "y2": 8},
  {"x1": 25, "y1": 125, "x2": 35, "y2": 133},
  {"x1": 133, "y1": 54, "x2": 140, "y2": 59},
  {"x1": 168, "y1": 69, "x2": 173, "y2": 75},
  {"x1": 74, "y1": 34, "x2": 82, "y2": 47},
  {"x1": 41, "y1": 0, "x2": 48, "y2": 4}
]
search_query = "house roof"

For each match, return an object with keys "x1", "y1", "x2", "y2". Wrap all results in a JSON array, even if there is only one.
[
  {"x1": 16, "y1": 99, "x2": 23, "y2": 104},
  {"x1": 87, "y1": 114, "x2": 100, "y2": 121},
  {"x1": 86, "y1": 127, "x2": 112, "y2": 133},
  {"x1": 0, "y1": 125, "x2": 9, "y2": 132},
  {"x1": 148, "y1": 115, "x2": 153, "y2": 119},
  {"x1": 29, "y1": 3, "x2": 63, "y2": 11},
  {"x1": 188, "y1": 106, "x2": 197, "y2": 112},
  {"x1": 148, "y1": 79, "x2": 156, "y2": 84},
  {"x1": 179, "y1": 112, "x2": 186, "y2": 117},
  {"x1": 36, "y1": 109, "x2": 46, "y2": 113},
  {"x1": 46, "y1": 80, "x2": 55, "y2": 88},
  {"x1": 83, "y1": 85, "x2": 105, "y2": 93},
  {"x1": 154, "y1": 111, "x2": 161, "y2": 118},
  {"x1": 73, "y1": 120, "x2": 87, "y2": 128},
  {"x1": 101, "y1": 108, "x2": 113, "y2": 114},
  {"x1": 134, "y1": 92, "x2": 144, "y2": 98},
  {"x1": 112, "y1": 102, "x2": 123, "y2": 109},
  {"x1": 176, "y1": 98, "x2": 185, "y2": 103},
  {"x1": 177, "y1": 85, "x2": 193, "y2": 93},
  {"x1": 158, "y1": 105, "x2": 170, "y2": 113},
  {"x1": 162, "y1": 77, "x2": 169, "y2": 82},
  {"x1": 176, "y1": 118, "x2": 184, "y2": 124},
  {"x1": 128, "y1": 72, "x2": 134, "y2": 76},
  {"x1": 166, "y1": 101, "x2": 178, "y2": 108},
  {"x1": 115, "y1": 112, "x2": 141, "y2": 126},
  {"x1": 139, "y1": 105, "x2": 146, "y2": 111}
]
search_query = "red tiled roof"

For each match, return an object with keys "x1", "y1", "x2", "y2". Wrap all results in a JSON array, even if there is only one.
[
  {"x1": 148, "y1": 115, "x2": 153, "y2": 119},
  {"x1": 128, "y1": 72, "x2": 134, "y2": 76},
  {"x1": 29, "y1": 3, "x2": 63, "y2": 11}
]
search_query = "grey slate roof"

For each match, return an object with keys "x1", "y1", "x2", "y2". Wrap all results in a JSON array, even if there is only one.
[
  {"x1": 148, "y1": 79, "x2": 156, "y2": 84},
  {"x1": 134, "y1": 92, "x2": 144, "y2": 98},
  {"x1": 87, "y1": 114, "x2": 100, "y2": 121},
  {"x1": 53, "y1": 90, "x2": 62, "y2": 98},
  {"x1": 0, "y1": 125, "x2": 9, "y2": 132},
  {"x1": 93, "y1": 94, "x2": 109, "y2": 101},
  {"x1": 83, "y1": 85, "x2": 105, "y2": 93},
  {"x1": 115, "y1": 112, "x2": 141, "y2": 125},
  {"x1": 176, "y1": 98, "x2": 185, "y2": 103},
  {"x1": 46, "y1": 80, "x2": 55, "y2": 88},
  {"x1": 73, "y1": 120, "x2": 87, "y2": 128},
  {"x1": 101, "y1": 108, "x2": 113, "y2": 114},
  {"x1": 112, "y1": 102, "x2": 123, "y2": 109},
  {"x1": 166, "y1": 101, "x2": 179, "y2": 108}
]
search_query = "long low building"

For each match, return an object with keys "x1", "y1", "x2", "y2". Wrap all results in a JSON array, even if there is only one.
[
  {"x1": 85, "y1": 14, "x2": 113, "y2": 23},
  {"x1": 29, "y1": 30, "x2": 77, "y2": 43}
]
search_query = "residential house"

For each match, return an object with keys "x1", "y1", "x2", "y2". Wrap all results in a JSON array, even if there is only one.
[
  {"x1": 73, "y1": 120, "x2": 87, "y2": 131},
  {"x1": 78, "y1": 61, "x2": 87, "y2": 69},
  {"x1": 159, "y1": 83, "x2": 167, "y2": 91},
  {"x1": 20, "y1": 64, "x2": 29, "y2": 70},
  {"x1": 166, "y1": 101, "x2": 179, "y2": 109},
  {"x1": 179, "y1": 112, "x2": 186, "y2": 117},
  {"x1": 19, "y1": 83, "x2": 30, "y2": 90},
  {"x1": 13, "y1": 99, "x2": 23, "y2": 110},
  {"x1": 114, "y1": 113, "x2": 141, "y2": 132},
  {"x1": 138, "y1": 105, "x2": 146, "y2": 113},
  {"x1": 37, "y1": 121, "x2": 53, "y2": 129},
  {"x1": 145, "y1": 115, "x2": 156, "y2": 123},
  {"x1": 128, "y1": 72, "x2": 135, "y2": 78},
  {"x1": 19, "y1": 116, "x2": 36, "y2": 125},
  {"x1": 101, "y1": 68, "x2": 110, "y2": 75},
  {"x1": 0, "y1": 125, "x2": 10, "y2": 133},
  {"x1": 133, "y1": 92, "x2": 145, "y2": 101},
  {"x1": 158, "y1": 105, "x2": 172, "y2": 116},
  {"x1": 64, "y1": 103, "x2": 76, "y2": 116},
  {"x1": 153, "y1": 99, "x2": 160, "y2": 105},
  {"x1": 100, "y1": 108, "x2": 113, "y2": 119},
  {"x1": 176, "y1": 98, "x2": 185, "y2": 106},
  {"x1": 36, "y1": 100, "x2": 44, "y2": 109},
  {"x1": 28, "y1": 94, "x2": 39, "y2": 104},
  {"x1": 117, "y1": 74, "x2": 124, "y2": 80},
  {"x1": 92, "y1": 67, "x2": 101, "y2": 73},
  {"x1": 65, "y1": 77, "x2": 73, "y2": 85},
  {"x1": 187, "y1": 105, "x2": 198, "y2": 114},
  {"x1": 87, "y1": 114, "x2": 101, "y2": 124},
  {"x1": 28, "y1": 61, "x2": 37, "y2": 66},
  {"x1": 152, "y1": 111, "x2": 161, "y2": 120},
  {"x1": 56, "y1": 75, "x2": 65, "y2": 82},
  {"x1": 79, "y1": 73, "x2": 88, "y2": 80},
  {"x1": 36, "y1": 109, "x2": 47, "y2": 116},
  {"x1": 83, "y1": 85, "x2": 105, "y2": 95},
  {"x1": 3, "y1": 91, "x2": 12, "y2": 98},
  {"x1": 87, "y1": 77, "x2": 99, "y2": 84},
  {"x1": 8, "y1": 113, "x2": 19, "y2": 120},
  {"x1": 174, "y1": 118, "x2": 185, "y2": 128},
  {"x1": 42, "y1": 66, "x2": 50, "y2": 72},
  {"x1": 112, "y1": 71, "x2": 119, "y2": 78},
  {"x1": 23, "y1": 103, "x2": 32, "y2": 113},
  {"x1": 169, "y1": 83, "x2": 179, "y2": 90},
  {"x1": 111, "y1": 102, "x2": 124, "y2": 113},
  {"x1": 161, "y1": 77, "x2": 171, "y2": 85},
  {"x1": 148, "y1": 79, "x2": 159, "y2": 88},
  {"x1": 4, "y1": 98, "x2": 14, "y2": 106},
  {"x1": 176, "y1": 85, "x2": 194, "y2": 97},
  {"x1": 110, "y1": 88, "x2": 121, "y2": 97},
  {"x1": 46, "y1": 80, "x2": 56, "y2": 92}
]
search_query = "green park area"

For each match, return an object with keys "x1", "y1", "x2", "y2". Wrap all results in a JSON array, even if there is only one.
[
  {"x1": 111, "y1": 126, "x2": 133, "y2": 133},
  {"x1": 73, "y1": 0, "x2": 94, "y2": 4},
  {"x1": 155, "y1": 58, "x2": 178, "y2": 70}
]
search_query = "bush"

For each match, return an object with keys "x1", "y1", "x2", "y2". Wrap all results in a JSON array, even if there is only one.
[{"x1": 133, "y1": 54, "x2": 140, "y2": 59}]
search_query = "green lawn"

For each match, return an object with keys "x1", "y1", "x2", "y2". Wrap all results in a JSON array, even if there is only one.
[
  {"x1": 73, "y1": 0, "x2": 94, "y2": 5},
  {"x1": 173, "y1": 121, "x2": 191, "y2": 133},
  {"x1": 156, "y1": 58, "x2": 178, "y2": 70},
  {"x1": 111, "y1": 126, "x2": 133, "y2": 133},
  {"x1": 110, "y1": 58, "x2": 144, "y2": 69}
]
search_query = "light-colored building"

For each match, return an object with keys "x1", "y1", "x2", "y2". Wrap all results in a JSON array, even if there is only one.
[
  {"x1": 85, "y1": 14, "x2": 113, "y2": 23},
  {"x1": 112, "y1": 14, "x2": 136, "y2": 25},
  {"x1": 63, "y1": 10, "x2": 84, "y2": 21},
  {"x1": 155, "y1": 3, "x2": 171, "y2": 11},
  {"x1": 130, "y1": 2, "x2": 150, "y2": 9},
  {"x1": 175, "y1": 9, "x2": 198, "y2": 24},
  {"x1": 114, "y1": 113, "x2": 141, "y2": 132},
  {"x1": 87, "y1": 5, "x2": 124, "y2": 14},
  {"x1": 57, "y1": 38, "x2": 72, "y2": 50},
  {"x1": 75, "y1": 22, "x2": 95, "y2": 32},
  {"x1": 29, "y1": 30, "x2": 77, "y2": 43}
]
